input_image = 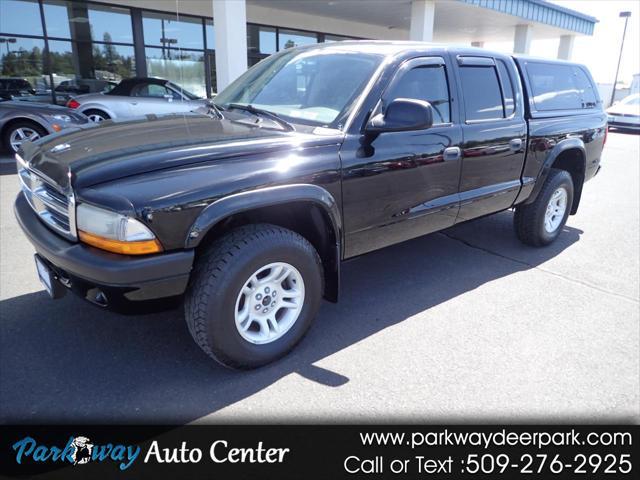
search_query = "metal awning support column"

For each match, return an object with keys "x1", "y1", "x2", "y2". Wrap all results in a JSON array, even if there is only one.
[
  {"x1": 212, "y1": 0, "x2": 248, "y2": 91},
  {"x1": 557, "y1": 34, "x2": 575, "y2": 60},
  {"x1": 513, "y1": 24, "x2": 533, "y2": 54}
]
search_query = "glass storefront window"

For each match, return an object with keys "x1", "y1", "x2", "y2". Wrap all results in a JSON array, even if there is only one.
[
  {"x1": 0, "y1": 36, "x2": 46, "y2": 91},
  {"x1": 47, "y1": 40, "x2": 75, "y2": 86},
  {"x1": 43, "y1": 1, "x2": 133, "y2": 44},
  {"x1": 43, "y1": 0, "x2": 71, "y2": 39},
  {"x1": 0, "y1": 0, "x2": 43, "y2": 37},
  {"x1": 205, "y1": 20, "x2": 215, "y2": 50},
  {"x1": 143, "y1": 12, "x2": 204, "y2": 50},
  {"x1": 88, "y1": 43, "x2": 135, "y2": 82},
  {"x1": 39, "y1": 40, "x2": 134, "y2": 104},
  {"x1": 325, "y1": 34, "x2": 353, "y2": 42},
  {"x1": 2, "y1": 0, "x2": 359, "y2": 105},
  {"x1": 145, "y1": 47, "x2": 206, "y2": 98},
  {"x1": 47, "y1": 41, "x2": 134, "y2": 83},
  {"x1": 278, "y1": 29, "x2": 317, "y2": 50},
  {"x1": 206, "y1": 52, "x2": 216, "y2": 96},
  {"x1": 88, "y1": 4, "x2": 133, "y2": 44},
  {"x1": 248, "y1": 25, "x2": 276, "y2": 56}
]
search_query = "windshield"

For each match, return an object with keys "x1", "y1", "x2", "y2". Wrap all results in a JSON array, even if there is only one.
[{"x1": 214, "y1": 48, "x2": 383, "y2": 128}]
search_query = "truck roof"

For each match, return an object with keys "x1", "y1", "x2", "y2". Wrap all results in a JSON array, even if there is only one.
[
  {"x1": 297, "y1": 40, "x2": 500, "y2": 56},
  {"x1": 297, "y1": 40, "x2": 585, "y2": 68}
]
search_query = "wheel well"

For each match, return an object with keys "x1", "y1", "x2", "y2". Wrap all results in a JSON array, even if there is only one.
[
  {"x1": 551, "y1": 148, "x2": 585, "y2": 214},
  {"x1": 1, "y1": 117, "x2": 47, "y2": 139},
  {"x1": 82, "y1": 108, "x2": 110, "y2": 119},
  {"x1": 194, "y1": 201, "x2": 340, "y2": 302}
]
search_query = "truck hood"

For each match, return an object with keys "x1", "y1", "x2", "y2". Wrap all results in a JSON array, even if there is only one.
[{"x1": 21, "y1": 113, "x2": 342, "y2": 189}]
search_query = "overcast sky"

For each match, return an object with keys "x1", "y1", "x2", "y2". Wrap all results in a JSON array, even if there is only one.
[{"x1": 486, "y1": 0, "x2": 640, "y2": 85}]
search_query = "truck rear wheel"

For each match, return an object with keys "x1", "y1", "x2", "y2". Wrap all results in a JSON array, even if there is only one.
[
  {"x1": 184, "y1": 224, "x2": 323, "y2": 369},
  {"x1": 514, "y1": 168, "x2": 574, "y2": 246}
]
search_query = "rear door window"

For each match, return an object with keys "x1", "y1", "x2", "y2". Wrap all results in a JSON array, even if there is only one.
[
  {"x1": 459, "y1": 65, "x2": 504, "y2": 121},
  {"x1": 525, "y1": 62, "x2": 597, "y2": 111},
  {"x1": 496, "y1": 60, "x2": 515, "y2": 116}
]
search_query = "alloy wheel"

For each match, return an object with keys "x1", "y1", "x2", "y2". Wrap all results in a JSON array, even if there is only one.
[
  {"x1": 87, "y1": 113, "x2": 106, "y2": 122},
  {"x1": 544, "y1": 187, "x2": 568, "y2": 233},
  {"x1": 234, "y1": 262, "x2": 305, "y2": 345},
  {"x1": 9, "y1": 127, "x2": 40, "y2": 152}
]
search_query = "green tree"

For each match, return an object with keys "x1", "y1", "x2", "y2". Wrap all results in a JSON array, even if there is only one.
[{"x1": 102, "y1": 32, "x2": 117, "y2": 65}]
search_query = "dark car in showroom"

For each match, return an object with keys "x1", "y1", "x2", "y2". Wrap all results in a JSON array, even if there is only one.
[
  {"x1": 0, "y1": 77, "x2": 36, "y2": 100},
  {"x1": 0, "y1": 99, "x2": 89, "y2": 153}
]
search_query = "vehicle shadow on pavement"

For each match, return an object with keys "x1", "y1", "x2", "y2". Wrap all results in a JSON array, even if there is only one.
[{"x1": 0, "y1": 211, "x2": 583, "y2": 424}]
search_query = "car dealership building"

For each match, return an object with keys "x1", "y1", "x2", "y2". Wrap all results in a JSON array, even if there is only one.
[{"x1": 1, "y1": 0, "x2": 597, "y2": 103}]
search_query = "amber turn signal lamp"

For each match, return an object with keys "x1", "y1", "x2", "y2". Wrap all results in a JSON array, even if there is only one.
[{"x1": 79, "y1": 230, "x2": 163, "y2": 255}]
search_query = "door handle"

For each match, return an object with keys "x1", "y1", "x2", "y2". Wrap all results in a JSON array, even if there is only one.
[
  {"x1": 509, "y1": 138, "x2": 523, "y2": 151},
  {"x1": 443, "y1": 147, "x2": 461, "y2": 161}
]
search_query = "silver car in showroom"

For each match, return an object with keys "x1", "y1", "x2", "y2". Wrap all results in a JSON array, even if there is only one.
[
  {"x1": 0, "y1": 100, "x2": 89, "y2": 153},
  {"x1": 66, "y1": 77, "x2": 209, "y2": 122}
]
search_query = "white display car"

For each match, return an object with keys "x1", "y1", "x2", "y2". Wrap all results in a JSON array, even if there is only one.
[{"x1": 607, "y1": 93, "x2": 640, "y2": 132}]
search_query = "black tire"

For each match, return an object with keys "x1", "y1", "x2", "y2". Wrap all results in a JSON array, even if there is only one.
[
  {"x1": 83, "y1": 109, "x2": 110, "y2": 122},
  {"x1": 514, "y1": 168, "x2": 574, "y2": 247},
  {"x1": 2, "y1": 120, "x2": 47, "y2": 153},
  {"x1": 184, "y1": 224, "x2": 323, "y2": 369}
]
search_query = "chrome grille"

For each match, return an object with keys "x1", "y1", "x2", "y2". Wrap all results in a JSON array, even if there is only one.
[{"x1": 16, "y1": 154, "x2": 77, "y2": 241}]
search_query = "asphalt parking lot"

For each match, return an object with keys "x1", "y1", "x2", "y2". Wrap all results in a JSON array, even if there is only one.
[{"x1": 0, "y1": 131, "x2": 638, "y2": 425}]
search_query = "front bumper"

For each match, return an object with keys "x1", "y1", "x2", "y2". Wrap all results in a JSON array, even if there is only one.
[{"x1": 15, "y1": 192, "x2": 194, "y2": 311}]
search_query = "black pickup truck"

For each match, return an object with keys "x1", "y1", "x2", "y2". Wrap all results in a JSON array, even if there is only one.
[{"x1": 15, "y1": 41, "x2": 606, "y2": 368}]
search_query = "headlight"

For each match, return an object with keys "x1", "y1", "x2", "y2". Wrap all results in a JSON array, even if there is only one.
[
  {"x1": 76, "y1": 203, "x2": 163, "y2": 255},
  {"x1": 47, "y1": 114, "x2": 73, "y2": 132}
]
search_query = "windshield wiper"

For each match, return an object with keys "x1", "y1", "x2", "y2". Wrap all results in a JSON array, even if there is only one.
[
  {"x1": 206, "y1": 102, "x2": 224, "y2": 119},
  {"x1": 227, "y1": 103, "x2": 295, "y2": 132}
]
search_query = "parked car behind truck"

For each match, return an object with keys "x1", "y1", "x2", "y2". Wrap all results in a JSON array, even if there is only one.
[
  {"x1": 66, "y1": 77, "x2": 209, "y2": 122},
  {"x1": 14, "y1": 42, "x2": 606, "y2": 369},
  {"x1": 0, "y1": 99, "x2": 89, "y2": 153},
  {"x1": 607, "y1": 93, "x2": 640, "y2": 132}
]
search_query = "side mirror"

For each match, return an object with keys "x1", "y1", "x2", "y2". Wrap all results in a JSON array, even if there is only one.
[{"x1": 367, "y1": 98, "x2": 434, "y2": 133}]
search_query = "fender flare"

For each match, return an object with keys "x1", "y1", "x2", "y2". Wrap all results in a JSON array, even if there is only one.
[
  {"x1": 185, "y1": 184, "x2": 342, "y2": 248},
  {"x1": 525, "y1": 137, "x2": 586, "y2": 208}
]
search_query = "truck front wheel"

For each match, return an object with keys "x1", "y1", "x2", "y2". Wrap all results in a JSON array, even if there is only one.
[
  {"x1": 184, "y1": 224, "x2": 323, "y2": 369},
  {"x1": 514, "y1": 168, "x2": 574, "y2": 246}
]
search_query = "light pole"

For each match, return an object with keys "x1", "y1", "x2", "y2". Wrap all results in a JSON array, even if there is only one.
[
  {"x1": 609, "y1": 11, "x2": 632, "y2": 107},
  {"x1": 0, "y1": 37, "x2": 17, "y2": 55}
]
